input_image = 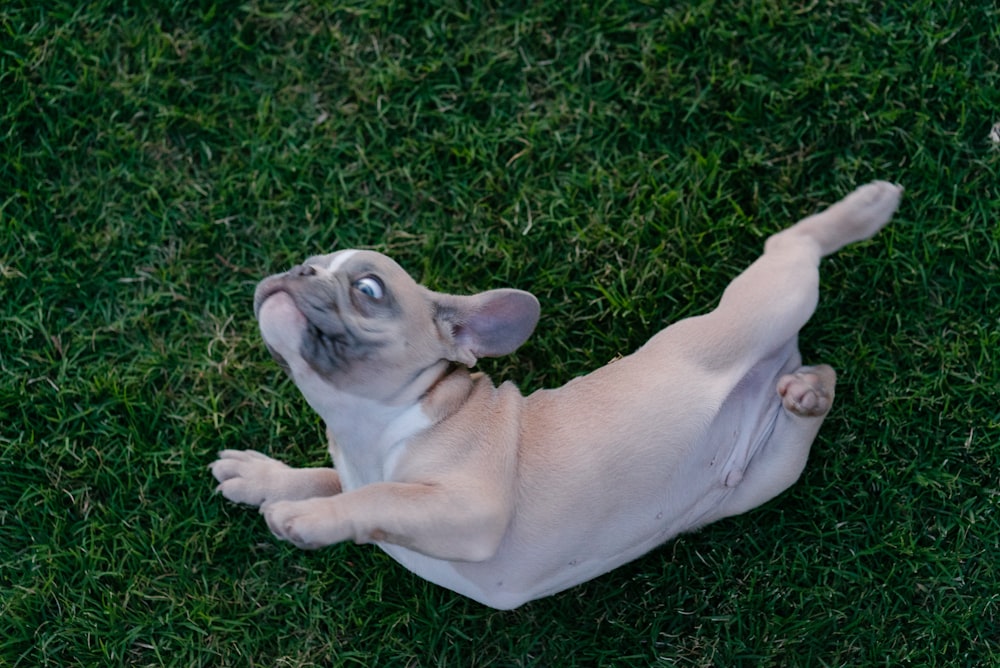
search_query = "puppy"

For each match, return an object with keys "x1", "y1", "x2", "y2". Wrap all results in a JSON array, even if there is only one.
[{"x1": 211, "y1": 181, "x2": 902, "y2": 609}]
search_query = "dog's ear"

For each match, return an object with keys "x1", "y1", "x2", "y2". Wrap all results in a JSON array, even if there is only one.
[{"x1": 435, "y1": 289, "x2": 540, "y2": 367}]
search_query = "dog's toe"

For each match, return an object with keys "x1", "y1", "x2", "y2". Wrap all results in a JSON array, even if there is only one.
[
  {"x1": 209, "y1": 457, "x2": 241, "y2": 483},
  {"x1": 216, "y1": 477, "x2": 267, "y2": 507}
]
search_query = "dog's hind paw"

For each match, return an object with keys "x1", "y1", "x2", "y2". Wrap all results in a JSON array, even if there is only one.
[
  {"x1": 836, "y1": 180, "x2": 903, "y2": 241},
  {"x1": 777, "y1": 365, "x2": 836, "y2": 418}
]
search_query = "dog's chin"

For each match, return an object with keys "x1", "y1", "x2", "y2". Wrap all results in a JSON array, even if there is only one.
[{"x1": 257, "y1": 291, "x2": 307, "y2": 364}]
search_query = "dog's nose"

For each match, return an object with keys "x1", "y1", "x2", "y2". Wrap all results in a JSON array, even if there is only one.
[{"x1": 289, "y1": 264, "x2": 317, "y2": 278}]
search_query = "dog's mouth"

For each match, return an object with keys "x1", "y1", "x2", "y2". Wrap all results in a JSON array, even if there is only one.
[{"x1": 255, "y1": 275, "x2": 369, "y2": 377}]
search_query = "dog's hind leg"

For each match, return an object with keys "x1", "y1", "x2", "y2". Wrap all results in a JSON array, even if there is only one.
[
  {"x1": 676, "y1": 181, "x2": 901, "y2": 369},
  {"x1": 717, "y1": 364, "x2": 837, "y2": 517}
]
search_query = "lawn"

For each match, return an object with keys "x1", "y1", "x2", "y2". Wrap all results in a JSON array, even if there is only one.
[{"x1": 2, "y1": 0, "x2": 998, "y2": 665}]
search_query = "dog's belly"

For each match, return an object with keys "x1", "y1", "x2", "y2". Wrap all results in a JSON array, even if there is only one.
[
  {"x1": 379, "y1": 343, "x2": 802, "y2": 609},
  {"x1": 377, "y1": 540, "x2": 632, "y2": 610}
]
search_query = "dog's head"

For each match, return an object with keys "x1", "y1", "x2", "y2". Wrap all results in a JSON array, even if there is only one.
[{"x1": 253, "y1": 250, "x2": 540, "y2": 405}]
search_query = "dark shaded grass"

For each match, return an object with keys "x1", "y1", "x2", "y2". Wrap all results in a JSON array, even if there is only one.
[{"x1": 2, "y1": 0, "x2": 998, "y2": 665}]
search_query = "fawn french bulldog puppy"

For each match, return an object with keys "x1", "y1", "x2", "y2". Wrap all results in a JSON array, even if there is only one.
[{"x1": 211, "y1": 181, "x2": 902, "y2": 609}]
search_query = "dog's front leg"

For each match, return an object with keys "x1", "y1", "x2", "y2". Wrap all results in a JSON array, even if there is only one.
[
  {"x1": 211, "y1": 449, "x2": 342, "y2": 507},
  {"x1": 261, "y1": 482, "x2": 509, "y2": 562}
]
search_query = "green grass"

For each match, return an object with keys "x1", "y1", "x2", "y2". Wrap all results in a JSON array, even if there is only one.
[{"x1": 2, "y1": 0, "x2": 998, "y2": 664}]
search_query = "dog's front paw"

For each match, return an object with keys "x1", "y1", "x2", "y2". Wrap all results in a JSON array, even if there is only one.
[
  {"x1": 261, "y1": 498, "x2": 345, "y2": 550},
  {"x1": 210, "y1": 449, "x2": 293, "y2": 507}
]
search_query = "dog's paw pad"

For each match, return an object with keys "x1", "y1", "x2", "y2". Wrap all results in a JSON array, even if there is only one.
[{"x1": 777, "y1": 365, "x2": 836, "y2": 417}]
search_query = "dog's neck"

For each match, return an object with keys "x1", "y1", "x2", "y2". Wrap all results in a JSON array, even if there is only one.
[{"x1": 319, "y1": 361, "x2": 479, "y2": 486}]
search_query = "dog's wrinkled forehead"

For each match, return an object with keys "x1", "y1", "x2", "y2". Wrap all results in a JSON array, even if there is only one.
[
  {"x1": 300, "y1": 249, "x2": 417, "y2": 287},
  {"x1": 305, "y1": 249, "x2": 361, "y2": 274}
]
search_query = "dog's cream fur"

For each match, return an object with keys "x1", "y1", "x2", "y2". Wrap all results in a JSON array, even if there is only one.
[{"x1": 211, "y1": 181, "x2": 902, "y2": 609}]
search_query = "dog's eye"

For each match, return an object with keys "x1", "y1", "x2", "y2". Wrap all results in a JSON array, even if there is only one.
[{"x1": 353, "y1": 276, "x2": 385, "y2": 300}]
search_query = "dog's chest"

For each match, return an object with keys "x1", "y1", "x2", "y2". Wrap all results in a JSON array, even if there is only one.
[{"x1": 327, "y1": 401, "x2": 432, "y2": 490}]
